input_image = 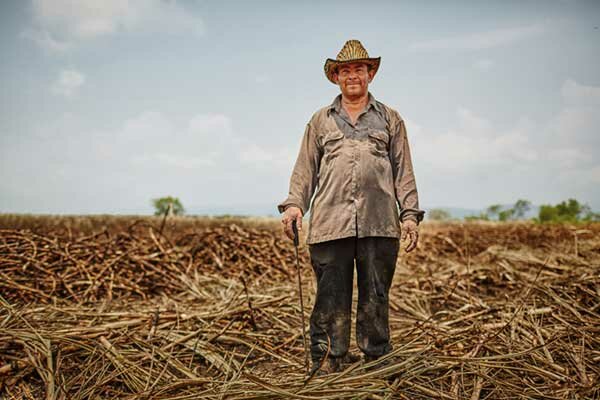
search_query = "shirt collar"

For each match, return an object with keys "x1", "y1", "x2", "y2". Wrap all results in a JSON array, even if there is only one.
[{"x1": 327, "y1": 91, "x2": 383, "y2": 116}]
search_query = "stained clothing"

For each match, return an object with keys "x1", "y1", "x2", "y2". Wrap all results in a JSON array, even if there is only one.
[
  {"x1": 277, "y1": 92, "x2": 425, "y2": 245},
  {"x1": 308, "y1": 236, "x2": 400, "y2": 361}
]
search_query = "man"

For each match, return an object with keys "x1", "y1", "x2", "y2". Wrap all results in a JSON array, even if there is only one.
[{"x1": 277, "y1": 39, "x2": 425, "y2": 375}]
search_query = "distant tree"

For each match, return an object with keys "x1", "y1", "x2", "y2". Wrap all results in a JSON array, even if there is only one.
[
  {"x1": 584, "y1": 211, "x2": 600, "y2": 222},
  {"x1": 428, "y1": 208, "x2": 451, "y2": 221},
  {"x1": 464, "y1": 212, "x2": 489, "y2": 221},
  {"x1": 537, "y1": 198, "x2": 597, "y2": 223},
  {"x1": 498, "y1": 208, "x2": 515, "y2": 221},
  {"x1": 513, "y1": 199, "x2": 531, "y2": 219},
  {"x1": 538, "y1": 204, "x2": 558, "y2": 222},
  {"x1": 557, "y1": 199, "x2": 584, "y2": 220},
  {"x1": 152, "y1": 196, "x2": 185, "y2": 216},
  {"x1": 489, "y1": 199, "x2": 531, "y2": 221},
  {"x1": 486, "y1": 204, "x2": 502, "y2": 220}
]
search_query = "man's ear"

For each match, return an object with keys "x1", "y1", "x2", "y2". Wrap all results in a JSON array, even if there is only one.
[{"x1": 333, "y1": 71, "x2": 339, "y2": 84}]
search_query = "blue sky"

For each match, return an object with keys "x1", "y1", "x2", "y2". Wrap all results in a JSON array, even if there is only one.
[{"x1": 1, "y1": 0, "x2": 599, "y2": 216}]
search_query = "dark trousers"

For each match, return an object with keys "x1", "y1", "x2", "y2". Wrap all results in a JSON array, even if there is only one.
[{"x1": 307, "y1": 236, "x2": 400, "y2": 362}]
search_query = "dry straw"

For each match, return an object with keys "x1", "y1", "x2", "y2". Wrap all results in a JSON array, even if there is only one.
[{"x1": 0, "y1": 215, "x2": 599, "y2": 399}]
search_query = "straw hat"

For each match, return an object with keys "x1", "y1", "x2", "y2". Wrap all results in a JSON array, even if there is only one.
[{"x1": 324, "y1": 39, "x2": 381, "y2": 84}]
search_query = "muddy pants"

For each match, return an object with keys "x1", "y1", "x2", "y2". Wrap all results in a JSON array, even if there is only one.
[{"x1": 307, "y1": 236, "x2": 400, "y2": 363}]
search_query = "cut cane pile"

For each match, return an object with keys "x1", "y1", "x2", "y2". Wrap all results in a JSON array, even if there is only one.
[{"x1": 1, "y1": 215, "x2": 599, "y2": 399}]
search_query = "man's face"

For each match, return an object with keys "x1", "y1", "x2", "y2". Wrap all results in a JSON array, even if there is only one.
[{"x1": 333, "y1": 62, "x2": 374, "y2": 97}]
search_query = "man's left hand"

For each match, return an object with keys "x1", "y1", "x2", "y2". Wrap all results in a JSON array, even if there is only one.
[{"x1": 401, "y1": 219, "x2": 419, "y2": 253}]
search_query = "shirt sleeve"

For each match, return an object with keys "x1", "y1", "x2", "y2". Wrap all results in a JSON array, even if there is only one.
[
  {"x1": 388, "y1": 117, "x2": 426, "y2": 224},
  {"x1": 277, "y1": 122, "x2": 321, "y2": 215}
]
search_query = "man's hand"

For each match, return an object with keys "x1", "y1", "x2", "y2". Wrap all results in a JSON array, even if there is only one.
[
  {"x1": 401, "y1": 219, "x2": 419, "y2": 252},
  {"x1": 282, "y1": 206, "x2": 303, "y2": 241}
]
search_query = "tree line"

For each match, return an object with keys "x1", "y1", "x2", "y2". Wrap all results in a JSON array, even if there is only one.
[
  {"x1": 151, "y1": 196, "x2": 599, "y2": 223},
  {"x1": 429, "y1": 198, "x2": 599, "y2": 223}
]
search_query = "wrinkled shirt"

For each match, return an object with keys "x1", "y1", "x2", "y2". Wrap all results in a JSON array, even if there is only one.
[{"x1": 277, "y1": 92, "x2": 425, "y2": 244}]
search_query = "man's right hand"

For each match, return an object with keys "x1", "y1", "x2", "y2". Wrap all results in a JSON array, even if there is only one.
[{"x1": 281, "y1": 206, "x2": 303, "y2": 241}]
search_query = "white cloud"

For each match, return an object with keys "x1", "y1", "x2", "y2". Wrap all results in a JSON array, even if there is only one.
[
  {"x1": 16, "y1": 109, "x2": 294, "y2": 178},
  {"x1": 546, "y1": 148, "x2": 592, "y2": 169},
  {"x1": 556, "y1": 165, "x2": 600, "y2": 186},
  {"x1": 404, "y1": 78, "x2": 600, "y2": 207},
  {"x1": 188, "y1": 114, "x2": 234, "y2": 137},
  {"x1": 1, "y1": 109, "x2": 292, "y2": 212},
  {"x1": 254, "y1": 74, "x2": 270, "y2": 84},
  {"x1": 131, "y1": 153, "x2": 215, "y2": 169},
  {"x1": 561, "y1": 78, "x2": 600, "y2": 106},
  {"x1": 24, "y1": 0, "x2": 204, "y2": 51},
  {"x1": 409, "y1": 21, "x2": 547, "y2": 51},
  {"x1": 20, "y1": 27, "x2": 71, "y2": 52},
  {"x1": 408, "y1": 108, "x2": 538, "y2": 173},
  {"x1": 409, "y1": 78, "x2": 600, "y2": 169},
  {"x1": 239, "y1": 144, "x2": 274, "y2": 163},
  {"x1": 51, "y1": 68, "x2": 85, "y2": 97},
  {"x1": 553, "y1": 79, "x2": 600, "y2": 149},
  {"x1": 239, "y1": 144, "x2": 295, "y2": 167},
  {"x1": 107, "y1": 111, "x2": 236, "y2": 168},
  {"x1": 474, "y1": 59, "x2": 494, "y2": 70}
]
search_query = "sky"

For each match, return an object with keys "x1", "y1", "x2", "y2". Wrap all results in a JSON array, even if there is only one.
[{"x1": 1, "y1": 0, "x2": 599, "y2": 216}]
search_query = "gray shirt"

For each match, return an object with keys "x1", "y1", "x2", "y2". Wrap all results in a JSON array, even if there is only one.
[{"x1": 278, "y1": 91, "x2": 425, "y2": 244}]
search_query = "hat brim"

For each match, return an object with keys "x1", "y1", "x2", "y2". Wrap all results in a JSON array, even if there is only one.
[{"x1": 324, "y1": 57, "x2": 381, "y2": 84}]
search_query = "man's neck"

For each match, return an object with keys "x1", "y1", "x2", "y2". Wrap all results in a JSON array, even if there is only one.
[{"x1": 341, "y1": 92, "x2": 369, "y2": 112}]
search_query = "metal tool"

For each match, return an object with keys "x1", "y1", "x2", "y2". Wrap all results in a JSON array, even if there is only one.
[{"x1": 292, "y1": 219, "x2": 309, "y2": 374}]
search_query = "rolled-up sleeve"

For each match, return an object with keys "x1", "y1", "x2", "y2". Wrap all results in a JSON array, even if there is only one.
[
  {"x1": 277, "y1": 122, "x2": 321, "y2": 215},
  {"x1": 388, "y1": 117, "x2": 426, "y2": 224}
]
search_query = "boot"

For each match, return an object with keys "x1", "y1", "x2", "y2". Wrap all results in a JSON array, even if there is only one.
[
  {"x1": 341, "y1": 352, "x2": 362, "y2": 364},
  {"x1": 310, "y1": 356, "x2": 341, "y2": 376},
  {"x1": 363, "y1": 353, "x2": 392, "y2": 371}
]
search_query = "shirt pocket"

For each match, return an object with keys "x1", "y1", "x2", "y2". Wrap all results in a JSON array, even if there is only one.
[
  {"x1": 367, "y1": 128, "x2": 390, "y2": 157},
  {"x1": 321, "y1": 130, "x2": 345, "y2": 162}
]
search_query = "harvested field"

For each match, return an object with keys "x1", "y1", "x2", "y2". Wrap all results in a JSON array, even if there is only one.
[{"x1": 1, "y1": 215, "x2": 599, "y2": 399}]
